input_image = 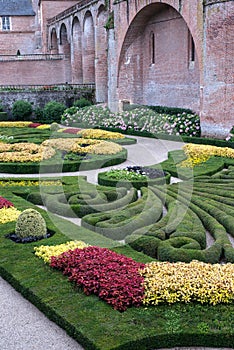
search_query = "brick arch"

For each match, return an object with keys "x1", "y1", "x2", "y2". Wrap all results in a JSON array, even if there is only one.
[
  {"x1": 71, "y1": 16, "x2": 83, "y2": 83},
  {"x1": 83, "y1": 11, "x2": 95, "y2": 83},
  {"x1": 50, "y1": 27, "x2": 58, "y2": 54},
  {"x1": 117, "y1": 2, "x2": 200, "y2": 111}
]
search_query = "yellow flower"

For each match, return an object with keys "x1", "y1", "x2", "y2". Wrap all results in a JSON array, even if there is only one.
[
  {"x1": 78, "y1": 129, "x2": 124, "y2": 140},
  {"x1": 0, "y1": 207, "x2": 21, "y2": 223},
  {"x1": 34, "y1": 240, "x2": 90, "y2": 263}
]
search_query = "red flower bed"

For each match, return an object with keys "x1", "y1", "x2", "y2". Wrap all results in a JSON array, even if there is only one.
[
  {"x1": 0, "y1": 196, "x2": 14, "y2": 209},
  {"x1": 50, "y1": 246, "x2": 145, "y2": 311},
  {"x1": 28, "y1": 123, "x2": 42, "y2": 128},
  {"x1": 62, "y1": 128, "x2": 81, "y2": 134}
]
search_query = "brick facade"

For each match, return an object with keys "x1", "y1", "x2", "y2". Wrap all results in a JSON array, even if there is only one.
[{"x1": 0, "y1": 0, "x2": 233, "y2": 137}]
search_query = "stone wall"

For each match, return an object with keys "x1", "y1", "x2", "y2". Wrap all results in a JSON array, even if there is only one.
[{"x1": 0, "y1": 88, "x2": 95, "y2": 117}]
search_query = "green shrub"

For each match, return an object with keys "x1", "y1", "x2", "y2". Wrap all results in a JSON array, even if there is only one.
[
  {"x1": 50, "y1": 122, "x2": 61, "y2": 132},
  {"x1": 15, "y1": 208, "x2": 47, "y2": 238},
  {"x1": 12, "y1": 100, "x2": 33, "y2": 121},
  {"x1": 73, "y1": 98, "x2": 92, "y2": 109},
  {"x1": 43, "y1": 101, "x2": 66, "y2": 123}
]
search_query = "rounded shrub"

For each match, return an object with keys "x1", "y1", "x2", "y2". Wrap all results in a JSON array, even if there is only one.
[
  {"x1": 15, "y1": 208, "x2": 47, "y2": 238},
  {"x1": 43, "y1": 101, "x2": 66, "y2": 123},
  {"x1": 12, "y1": 100, "x2": 33, "y2": 121},
  {"x1": 73, "y1": 98, "x2": 92, "y2": 109},
  {"x1": 50, "y1": 122, "x2": 61, "y2": 132}
]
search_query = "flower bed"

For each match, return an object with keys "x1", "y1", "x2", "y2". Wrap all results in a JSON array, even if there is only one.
[
  {"x1": 0, "y1": 196, "x2": 21, "y2": 223},
  {"x1": 34, "y1": 242, "x2": 234, "y2": 311},
  {"x1": 181, "y1": 143, "x2": 234, "y2": 167},
  {"x1": 98, "y1": 166, "x2": 171, "y2": 189},
  {"x1": 61, "y1": 105, "x2": 201, "y2": 137}
]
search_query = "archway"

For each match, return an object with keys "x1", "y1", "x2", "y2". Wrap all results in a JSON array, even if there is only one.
[
  {"x1": 71, "y1": 17, "x2": 83, "y2": 83},
  {"x1": 83, "y1": 11, "x2": 95, "y2": 83},
  {"x1": 50, "y1": 28, "x2": 58, "y2": 54},
  {"x1": 118, "y1": 3, "x2": 200, "y2": 112}
]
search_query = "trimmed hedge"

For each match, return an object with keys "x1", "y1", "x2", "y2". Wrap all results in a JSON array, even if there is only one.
[
  {"x1": 0, "y1": 149, "x2": 128, "y2": 174},
  {"x1": 98, "y1": 170, "x2": 171, "y2": 189},
  {"x1": 81, "y1": 187, "x2": 163, "y2": 240}
]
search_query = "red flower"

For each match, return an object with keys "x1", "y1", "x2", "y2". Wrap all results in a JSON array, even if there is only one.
[
  {"x1": 28, "y1": 123, "x2": 42, "y2": 128},
  {"x1": 0, "y1": 196, "x2": 14, "y2": 209},
  {"x1": 50, "y1": 246, "x2": 145, "y2": 311},
  {"x1": 62, "y1": 128, "x2": 81, "y2": 134}
]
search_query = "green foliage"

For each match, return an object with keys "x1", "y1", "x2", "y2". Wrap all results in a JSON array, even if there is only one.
[
  {"x1": 43, "y1": 101, "x2": 66, "y2": 123},
  {"x1": 12, "y1": 100, "x2": 33, "y2": 121},
  {"x1": 73, "y1": 97, "x2": 92, "y2": 109},
  {"x1": 50, "y1": 122, "x2": 60, "y2": 132},
  {"x1": 15, "y1": 208, "x2": 47, "y2": 238}
]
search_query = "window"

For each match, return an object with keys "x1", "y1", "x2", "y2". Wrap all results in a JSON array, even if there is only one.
[
  {"x1": 2, "y1": 17, "x2": 11, "y2": 31},
  {"x1": 150, "y1": 32, "x2": 155, "y2": 65},
  {"x1": 190, "y1": 36, "x2": 195, "y2": 62}
]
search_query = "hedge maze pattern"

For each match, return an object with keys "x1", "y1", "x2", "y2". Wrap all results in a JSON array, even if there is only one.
[{"x1": 6, "y1": 150, "x2": 234, "y2": 264}]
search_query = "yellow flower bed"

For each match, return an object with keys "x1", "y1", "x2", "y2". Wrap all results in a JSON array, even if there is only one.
[
  {"x1": 181, "y1": 143, "x2": 234, "y2": 167},
  {"x1": 0, "y1": 207, "x2": 21, "y2": 223},
  {"x1": 141, "y1": 261, "x2": 234, "y2": 305},
  {"x1": 34, "y1": 240, "x2": 90, "y2": 263},
  {"x1": 42, "y1": 138, "x2": 123, "y2": 155},
  {"x1": 0, "y1": 180, "x2": 61, "y2": 187},
  {"x1": 42, "y1": 138, "x2": 80, "y2": 152},
  {"x1": 78, "y1": 129, "x2": 124, "y2": 140},
  {"x1": 0, "y1": 121, "x2": 31, "y2": 128},
  {"x1": 0, "y1": 142, "x2": 55, "y2": 163},
  {"x1": 36, "y1": 124, "x2": 50, "y2": 129}
]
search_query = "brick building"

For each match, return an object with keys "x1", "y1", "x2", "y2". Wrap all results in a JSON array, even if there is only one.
[{"x1": 0, "y1": 0, "x2": 233, "y2": 137}]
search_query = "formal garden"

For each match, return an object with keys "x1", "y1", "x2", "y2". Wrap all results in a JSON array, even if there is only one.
[{"x1": 0, "y1": 99, "x2": 234, "y2": 349}]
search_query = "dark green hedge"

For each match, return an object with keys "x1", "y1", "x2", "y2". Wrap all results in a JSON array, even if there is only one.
[
  {"x1": 97, "y1": 170, "x2": 171, "y2": 189},
  {"x1": 0, "y1": 149, "x2": 128, "y2": 173},
  {"x1": 81, "y1": 187, "x2": 163, "y2": 240}
]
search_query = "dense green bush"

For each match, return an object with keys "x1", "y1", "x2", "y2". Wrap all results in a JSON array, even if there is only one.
[
  {"x1": 15, "y1": 208, "x2": 47, "y2": 238},
  {"x1": 12, "y1": 100, "x2": 33, "y2": 121},
  {"x1": 43, "y1": 101, "x2": 66, "y2": 123},
  {"x1": 73, "y1": 97, "x2": 92, "y2": 108}
]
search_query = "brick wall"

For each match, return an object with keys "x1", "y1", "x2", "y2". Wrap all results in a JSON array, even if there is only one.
[
  {"x1": 117, "y1": 4, "x2": 200, "y2": 112},
  {"x1": 0, "y1": 59, "x2": 66, "y2": 85},
  {"x1": 200, "y1": 1, "x2": 234, "y2": 137}
]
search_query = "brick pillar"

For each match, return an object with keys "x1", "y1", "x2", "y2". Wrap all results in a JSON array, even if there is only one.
[{"x1": 200, "y1": 1, "x2": 234, "y2": 138}]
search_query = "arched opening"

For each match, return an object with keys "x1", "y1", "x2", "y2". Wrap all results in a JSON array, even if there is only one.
[
  {"x1": 59, "y1": 23, "x2": 70, "y2": 56},
  {"x1": 118, "y1": 3, "x2": 200, "y2": 111},
  {"x1": 71, "y1": 17, "x2": 83, "y2": 83},
  {"x1": 83, "y1": 11, "x2": 95, "y2": 83},
  {"x1": 59, "y1": 23, "x2": 71, "y2": 82},
  {"x1": 95, "y1": 5, "x2": 108, "y2": 102},
  {"x1": 50, "y1": 28, "x2": 58, "y2": 54}
]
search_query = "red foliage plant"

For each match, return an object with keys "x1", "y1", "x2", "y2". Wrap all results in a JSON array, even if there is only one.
[
  {"x1": 50, "y1": 246, "x2": 145, "y2": 312},
  {"x1": 28, "y1": 123, "x2": 42, "y2": 128},
  {"x1": 0, "y1": 196, "x2": 14, "y2": 209},
  {"x1": 62, "y1": 128, "x2": 81, "y2": 134}
]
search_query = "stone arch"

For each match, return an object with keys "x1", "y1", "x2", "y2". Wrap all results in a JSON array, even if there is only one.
[
  {"x1": 71, "y1": 16, "x2": 83, "y2": 83},
  {"x1": 59, "y1": 22, "x2": 71, "y2": 82},
  {"x1": 83, "y1": 11, "x2": 95, "y2": 83},
  {"x1": 95, "y1": 5, "x2": 108, "y2": 102},
  {"x1": 118, "y1": 2, "x2": 200, "y2": 112},
  {"x1": 59, "y1": 23, "x2": 70, "y2": 54},
  {"x1": 50, "y1": 28, "x2": 58, "y2": 54}
]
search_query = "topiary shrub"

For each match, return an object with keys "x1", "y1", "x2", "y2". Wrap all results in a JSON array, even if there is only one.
[
  {"x1": 15, "y1": 208, "x2": 47, "y2": 238},
  {"x1": 12, "y1": 100, "x2": 33, "y2": 121},
  {"x1": 73, "y1": 98, "x2": 92, "y2": 109},
  {"x1": 50, "y1": 122, "x2": 61, "y2": 132},
  {"x1": 43, "y1": 101, "x2": 66, "y2": 123}
]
